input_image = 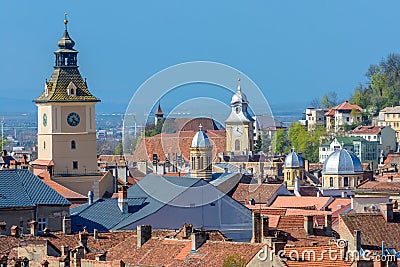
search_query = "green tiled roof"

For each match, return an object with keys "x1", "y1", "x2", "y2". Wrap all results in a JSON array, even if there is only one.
[
  {"x1": 335, "y1": 136, "x2": 367, "y2": 146},
  {"x1": 34, "y1": 68, "x2": 100, "y2": 103}
]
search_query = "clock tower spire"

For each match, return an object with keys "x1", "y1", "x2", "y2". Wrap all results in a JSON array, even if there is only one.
[
  {"x1": 225, "y1": 77, "x2": 255, "y2": 155},
  {"x1": 31, "y1": 15, "x2": 100, "y2": 176}
]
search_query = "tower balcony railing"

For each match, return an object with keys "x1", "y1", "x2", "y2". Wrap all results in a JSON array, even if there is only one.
[{"x1": 52, "y1": 169, "x2": 100, "y2": 177}]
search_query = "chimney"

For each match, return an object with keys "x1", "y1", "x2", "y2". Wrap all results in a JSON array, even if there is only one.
[
  {"x1": 304, "y1": 159, "x2": 309, "y2": 172},
  {"x1": 93, "y1": 228, "x2": 98, "y2": 242},
  {"x1": 294, "y1": 177, "x2": 301, "y2": 196},
  {"x1": 191, "y1": 232, "x2": 207, "y2": 252},
  {"x1": 118, "y1": 185, "x2": 129, "y2": 213},
  {"x1": 380, "y1": 202, "x2": 394, "y2": 222},
  {"x1": 324, "y1": 214, "x2": 332, "y2": 235},
  {"x1": 251, "y1": 211, "x2": 262, "y2": 243},
  {"x1": 341, "y1": 191, "x2": 347, "y2": 198},
  {"x1": 137, "y1": 225, "x2": 152, "y2": 248},
  {"x1": 317, "y1": 191, "x2": 321, "y2": 197},
  {"x1": 63, "y1": 216, "x2": 72, "y2": 235},
  {"x1": 88, "y1": 191, "x2": 94, "y2": 205},
  {"x1": 354, "y1": 230, "x2": 361, "y2": 252},
  {"x1": 95, "y1": 252, "x2": 107, "y2": 261},
  {"x1": 182, "y1": 223, "x2": 193, "y2": 238},
  {"x1": 10, "y1": 225, "x2": 19, "y2": 237},
  {"x1": 29, "y1": 220, "x2": 38, "y2": 236},
  {"x1": 304, "y1": 215, "x2": 314, "y2": 235},
  {"x1": 79, "y1": 231, "x2": 88, "y2": 247},
  {"x1": 262, "y1": 216, "x2": 269, "y2": 240},
  {"x1": 61, "y1": 246, "x2": 69, "y2": 257}
]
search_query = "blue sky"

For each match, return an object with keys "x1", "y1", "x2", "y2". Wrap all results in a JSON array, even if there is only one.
[{"x1": 1, "y1": 1, "x2": 400, "y2": 115}]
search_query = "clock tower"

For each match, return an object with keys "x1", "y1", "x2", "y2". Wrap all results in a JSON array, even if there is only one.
[
  {"x1": 32, "y1": 16, "x2": 100, "y2": 175},
  {"x1": 225, "y1": 78, "x2": 255, "y2": 155}
]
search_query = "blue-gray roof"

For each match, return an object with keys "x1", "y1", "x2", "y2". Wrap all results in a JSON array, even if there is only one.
[
  {"x1": 0, "y1": 169, "x2": 71, "y2": 207},
  {"x1": 71, "y1": 174, "x2": 201, "y2": 232},
  {"x1": 322, "y1": 149, "x2": 363, "y2": 175},
  {"x1": 284, "y1": 152, "x2": 304, "y2": 168}
]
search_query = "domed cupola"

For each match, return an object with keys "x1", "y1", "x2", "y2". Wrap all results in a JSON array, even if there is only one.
[
  {"x1": 231, "y1": 78, "x2": 248, "y2": 105},
  {"x1": 323, "y1": 149, "x2": 363, "y2": 175},
  {"x1": 284, "y1": 151, "x2": 304, "y2": 168},
  {"x1": 57, "y1": 28, "x2": 75, "y2": 50},
  {"x1": 191, "y1": 124, "x2": 211, "y2": 148}
]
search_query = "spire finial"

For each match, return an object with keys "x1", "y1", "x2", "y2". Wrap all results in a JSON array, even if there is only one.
[
  {"x1": 64, "y1": 13, "x2": 68, "y2": 30},
  {"x1": 237, "y1": 75, "x2": 241, "y2": 92},
  {"x1": 198, "y1": 123, "x2": 203, "y2": 131}
]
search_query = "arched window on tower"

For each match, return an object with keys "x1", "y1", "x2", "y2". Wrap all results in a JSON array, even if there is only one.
[
  {"x1": 235, "y1": 139, "x2": 240, "y2": 151},
  {"x1": 71, "y1": 140, "x2": 76, "y2": 150},
  {"x1": 329, "y1": 177, "x2": 334, "y2": 188},
  {"x1": 191, "y1": 157, "x2": 195, "y2": 170},
  {"x1": 44, "y1": 141, "x2": 46, "y2": 150}
]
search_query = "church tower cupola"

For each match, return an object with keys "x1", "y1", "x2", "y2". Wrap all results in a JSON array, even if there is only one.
[
  {"x1": 55, "y1": 14, "x2": 78, "y2": 68},
  {"x1": 190, "y1": 124, "x2": 213, "y2": 180}
]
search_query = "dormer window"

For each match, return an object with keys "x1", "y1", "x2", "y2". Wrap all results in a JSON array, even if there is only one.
[{"x1": 67, "y1": 81, "x2": 77, "y2": 96}]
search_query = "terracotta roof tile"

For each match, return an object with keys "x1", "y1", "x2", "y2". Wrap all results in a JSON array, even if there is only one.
[
  {"x1": 351, "y1": 125, "x2": 385, "y2": 135},
  {"x1": 231, "y1": 183, "x2": 283, "y2": 204},
  {"x1": 358, "y1": 180, "x2": 400, "y2": 191},
  {"x1": 270, "y1": 196, "x2": 334, "y2": 211}
]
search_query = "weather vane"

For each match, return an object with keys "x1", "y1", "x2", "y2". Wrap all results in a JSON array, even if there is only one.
[{"x1": 64, "y1": 12, "x2": 68, "y2": 30}]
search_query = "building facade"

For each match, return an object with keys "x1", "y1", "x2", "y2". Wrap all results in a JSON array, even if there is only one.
[
  {"x1": 189, "y1": 125, "x2": 212, "y2": 179},
  {"x1": 325, "y1": 101, "x2": 363, "y2": 132},
  {"x1": 305, "y1": 107, "x2": 326, "y2": 131},
  {"x1": 350, "y1": 125, "x2": 396, "y2": 156},
  {"x1": 319, "y1": 137, "x2": 378, "y2": 169},
  {"x1": 377, "y1": 105, "x2": 400, "y2": 142},
  {"x1": 225, "y1": 78, "x2": 255, "y2": 155},
  {"x1": 31, "y1": 18, "x2": 100, "y2": 175}
]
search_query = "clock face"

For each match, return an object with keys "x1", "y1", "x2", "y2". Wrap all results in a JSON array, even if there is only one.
[
  {"x1": 43, "y1": 113, "x2": 47, "y2": 127},
  {"x1": 235, "y1": 106, "x2": 241, "y2": 114},
  {"x1": 233, "y1": 125, "x2": 243, "y2": 136},
  {"x1": 67, "y1": 112, "x2": 80, "y2": 127}
]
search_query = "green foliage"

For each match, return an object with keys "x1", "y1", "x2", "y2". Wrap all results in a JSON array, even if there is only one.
[
  {"x1": 351, "y1": 53, "x2": 400, "y2": 115},
  {"x1": 114, "y1": 143, "x2": 123, "y2": 155},
  {"x1": 145, "y1": 119, "x2": 165, "y2": 137},
  {"x1": 320, "y1": 92, "x2": 338, "y2": 108},
  {"x1": 271, "y1": 128, "x2": 287, "y2": 154},
  {"x1": 287, "y1": 123, "x2": 327, "y2": 162},
  {"x1": 254, "y1": 134, "x2": 263, "y2": 154},
  {"x1": 222, "y1": 254, "x2": 246, "y2": 267}
]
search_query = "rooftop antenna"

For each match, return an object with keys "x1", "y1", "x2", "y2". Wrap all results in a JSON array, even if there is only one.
[
  {"x1": 64, "y1": 12, "x2": 68, "y2": 30},
  {"x1": 1, "y1": 117, "x2": 4, "y2": 151}
]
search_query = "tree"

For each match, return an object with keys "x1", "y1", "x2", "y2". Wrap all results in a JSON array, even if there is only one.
[
  {"x1": 114, "y1": 143, "x2": 123, "y2": 155},
  {"x1": 271, "y1": 128, "x2": 287, "y2": 155},
  {"x1": 254, "y1": 134, "x2": 263, "y2": 154},
  {"x1": 320, "y1": 92, "x2": 338, "y2": 108},
  {"x1": 222, "y1": 254, "x2": 246, "y2": 267}
]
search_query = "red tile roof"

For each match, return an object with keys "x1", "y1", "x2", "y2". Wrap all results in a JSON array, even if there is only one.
[
  {"x1": 351, "y1": 125, "x2": 385, "y2": 135},
  {"x1": 325, "y1": 101, "x2": 363, "y2": 116},
  {"x1": 270, "y1": 196, "x2": 334, "y2": 211},
  {"x1": 231, "y1": 183, "x2": 283, "y2": 204},
  {"x1": 357, "y1": 181, "x2": 400, "y2": 191},
  {"x1": 133, "y1": 130, "x2": 226, "y2": 162},
  {"x1": 340, "y1": 213, "x2": 400, "y2": 252}
]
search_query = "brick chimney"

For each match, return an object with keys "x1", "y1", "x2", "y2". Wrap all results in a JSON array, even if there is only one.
[
  {"x1": 29, "y1": 220, "x2": 38, "y2": 236},
  {"x1": 324, "y1": 214, "x2": 332, "y2": 235},
  {"x1": 191, "y1": 232, "x2": 207, "y2": 252},
  {"x1": 182, "y1": 223, "x2": 193, "y2": 238},
  {"x1": 137, "y1": 225, "x2": 152, "y2": 248},
  {"x1": 63, "y1": 216, "x2": 72, "y2": 235},
  {"x1": 380, "y1": 202, "x2": 393, "y2": 222},
  {"x1": 251, "y1": 211, "x2": 262, "y2": 243},
  {"x1": 304, "y1": 215, "x2": 314, "y2": 235},
  {"x1": 61, "y1": 245, "x2": 69, "y2": 257},
  {"x1": 118, "y1": 185, "x2": 129, "y2": 213}
]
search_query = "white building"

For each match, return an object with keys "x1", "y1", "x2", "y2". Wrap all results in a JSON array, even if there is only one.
[{"x1": 304, "y1": 108, "x2": 326, "y2": 131}]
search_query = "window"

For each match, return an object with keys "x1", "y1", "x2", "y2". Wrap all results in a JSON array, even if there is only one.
[
  {"x1": 73, "y1": 161, "x2": 78, "y2": 170},
  {"x1": 38, "y1": 218, "x2": 47, "y2": 231},
  {"x1": 235, "y1": 139, "x2": 240, "y2": 151},
  {"x1": 344, "y1": 177, "x2": 349, "y2": 187},
  {"x1": 43, "y1": 141, "x2": 46, "y2": 149},
  {"x1": 191, "y1": 157, "x2": 195, "y2": 170},
  {"x1": 71, "y1": 140, "x2": 76, "y2": 150},
  {"x1": 329, "y1": 177, "x2": 334, "y2": 187}
]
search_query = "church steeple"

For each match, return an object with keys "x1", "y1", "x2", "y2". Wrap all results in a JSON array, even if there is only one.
[{"x1": 54, "y1": 13, "x2": 78, "y2": 68}]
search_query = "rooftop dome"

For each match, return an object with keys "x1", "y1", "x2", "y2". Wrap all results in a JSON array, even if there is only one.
[
  {"x1": 322, "y1": 149, "x2": 363, "y2": 175},
  {"x1": 57, "y1": 15, "x2": 75, "y2": 49},
  {"x1": 191, "y1": 125, "x2": 211, "y2": 148},
  {"x1": 284, "y1": 152, "x2": 304, "y2": 168},
  {"x1": 231, "y1": 78, "x2": 248, "y2": 105}
]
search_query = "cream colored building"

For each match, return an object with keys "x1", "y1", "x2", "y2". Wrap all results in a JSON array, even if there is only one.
[
  {"x1": 283, "y1": 151, "x2": 304, "y2": 189},
  {"x1": 189, "y1": 125, "x2": 212, "y2": 179},
  {"x1": 377, "y1": 105, "x2": 400, "y2": 141},
  {"x1": 225, "y1": 78, "x2": 255, "y2": 155},
  {"x1": 325, "y1": 100, "x2": 363, "y2": 132}
]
